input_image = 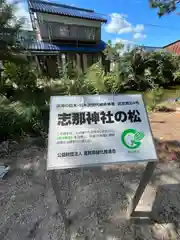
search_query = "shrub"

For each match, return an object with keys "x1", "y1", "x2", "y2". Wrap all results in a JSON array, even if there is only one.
[
  {"x1": 0, "y1": 95, "x2": 46, "y2": 141},
  {"x1": 3, "y1": 61, "x2": 37, "y2": 90},
  {"x1": 148, "y1": 85, "x2": 164, "y2": 111},
  {"x1": 1, "y1": 43, "x2": 180, "y2": 141}
]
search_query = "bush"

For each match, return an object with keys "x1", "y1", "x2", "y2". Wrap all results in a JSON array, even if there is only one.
[
  {"x1": 0, "y1": 96, "x2": 23, "y2": 141},
  {"x1": 147, "y1": 85, "x2": 164, "y2": 111},
  {"x1": 0, "y1": 95, "x2": 46, "y2": 141},
  {"x1": 103, "y1": 42, "x2": 180, "y2": 90},
  {"x1": 3, "y1": 61, "x2": 37, "y2": 90},
  {"x1": 1, "y1": 45, "x2": 180, "y2": 141}
]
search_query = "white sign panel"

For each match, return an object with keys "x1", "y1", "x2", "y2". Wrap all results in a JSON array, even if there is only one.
[{"x1": 47, "y1": 94, "x2": 157, "y2": 170}]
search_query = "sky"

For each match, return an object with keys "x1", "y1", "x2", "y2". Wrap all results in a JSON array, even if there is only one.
[{"x1": 12, "y1": 0, "x2": 180, "y2": 47}]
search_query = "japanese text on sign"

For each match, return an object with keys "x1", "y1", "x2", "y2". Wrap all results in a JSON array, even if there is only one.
[
  {"x1": 57, "y1": 110, "x2": 141, "y2": 126},
  {"x1": 47, "y1": 94, "x2": 158, "y2": 170},
  {"x1": 56, "y1": 101, "x2": 139, "y2": 108}
]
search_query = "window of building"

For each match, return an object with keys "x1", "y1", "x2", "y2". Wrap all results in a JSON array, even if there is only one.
[
  {"x1": 43, "y1": 22, "x2": 97, "y2": 41},
  {"x1": 49, "y1": 23, "x2": 70, "y2": 38},
  {"x1": 70, "y1": 25, "x2": 78, "y2": 38},
  {"x1": 85, "y1": 27, "x2": 96, "y2": 40},
  {"x1": 59, "y1": 25, "x2": 70, "y2": 37}
]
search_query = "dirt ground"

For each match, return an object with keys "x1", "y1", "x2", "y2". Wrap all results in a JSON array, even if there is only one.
[
  {"x1": 0, "y1": 111, "x2": 180, "y2": 240},
  {"x1": 150, "y1": 112, "x2": 180, "y2": 142},
  {"x1": 150, "y1": 112, "x2": 180, "y2": 163}
]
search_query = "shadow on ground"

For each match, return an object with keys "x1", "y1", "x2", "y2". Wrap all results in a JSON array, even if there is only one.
[
  {"x1": 131, "y1": 184, "x2": 180, "y2": 240},
  {"x1": 0, "y1": 138, "x2": 180, "y2": 239}
]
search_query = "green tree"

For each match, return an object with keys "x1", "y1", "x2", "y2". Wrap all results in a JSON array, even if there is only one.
[
  {"x1": 150, "y1": 0, "x2": 180, "y2": 16},
  {"x1": 0, "y1": 0, "x2": 26, "y2": 62},
  {"x1": 103, "y1": 40, "x2": 124, "y2": 62},
  {"x1": 121, "y1": 48, "x2": 148, "y2": 90},
  {"x1": 103, "y1": 40, "x2": 179, "y2": 90}
]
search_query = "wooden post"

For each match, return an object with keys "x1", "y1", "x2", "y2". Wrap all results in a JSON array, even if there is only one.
[
  {"x1": 98, "y1": 53, "x2": 102, "y2": 65},
  {"x1": 76, "y1": 53, "x2": 82, "y2": 74},
  {"x1": 72, "y1": 53, "x2": 76, "y2": 69},
  {"x1": 82, "y1": 54, "x2": 88, "y2": 72},
  {"x1": 57, "y1": 54, "x2": 62, "y2": 76},
  {"x1": 35, "y1": 55, "x2": 41, "y2": 73},
  {"x1": 61, "y1": 53, "x2": 67, "y2": 77},
  {"x1": 61, "y1": 54, "x2": 66, "y2": 68}
]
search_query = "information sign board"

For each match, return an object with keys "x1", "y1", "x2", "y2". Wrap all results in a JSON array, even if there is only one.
[{"x1": 47, "y1": 94, "x2": 157, "y2": 170}]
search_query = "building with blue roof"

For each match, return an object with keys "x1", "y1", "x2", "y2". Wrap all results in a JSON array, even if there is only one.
[{"x1": 26, "y1": 0, "x2": 107, "y2": 77}]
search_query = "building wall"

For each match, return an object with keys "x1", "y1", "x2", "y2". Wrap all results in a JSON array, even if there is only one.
[
  {"x1": 34, "y1": 13, "x2": 101, "y2": 42},
  {"x1": 36, "y1": 13, "x2": 101, "y2": 27},
  {"x1": 29, "y1": 11, "x2": 104, "y2": 76},
  {"x1": 38, "y1": 22, "x2": 100, "y2": 41},
  {"x1": 163, "y1": 41, "x2": 180, "y2": 55}
]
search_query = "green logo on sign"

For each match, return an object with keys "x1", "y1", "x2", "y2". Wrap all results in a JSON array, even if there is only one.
[{"x1": 121, "y1": 129, "x2": 145, "y2": 149}]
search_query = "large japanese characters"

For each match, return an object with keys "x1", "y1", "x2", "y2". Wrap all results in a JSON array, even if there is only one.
[
  {"x1": 57, "y1": 109, "x2": 141, "y2": 126},
  {"x1": 47, "y1": 94, "x2": 157, "y2": 169}
]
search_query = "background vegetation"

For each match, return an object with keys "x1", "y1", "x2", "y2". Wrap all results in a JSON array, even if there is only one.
[{"x1": 150, "y1": 0, "x2": 180, "y2": 17}]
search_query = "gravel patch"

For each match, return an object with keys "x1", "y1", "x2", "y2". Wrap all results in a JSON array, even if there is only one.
[{"x1": 0, "y1": 136, "x2": 180, "y2": 239}]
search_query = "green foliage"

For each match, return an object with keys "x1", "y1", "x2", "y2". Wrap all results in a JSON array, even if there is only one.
[
  {"x1": 103, "y1": 40, "x2": 124, "y2": 61},
  {"x1": 1, "y1": 40, "x2": 180, "y2": 141},
  {"x1": 0, "y1": 0, "x2": 27, "y2": 63},
  {"x1": 150, "y1": 0, "x2": 179, "y2": 16},
  {"x1": 144, "y1": 51, "x2": 178, "y2": 87},
  {"x1": 0, "y1": 96, "x2": 45, "y2": 141},
  {"x1": 149, "y1": 85, "x2": 164, "y2": 111},
  {"x1": 103, "y1": 44, "x2": 180, "y2": 91},
  {"x1": 85, "y1": 62, "x2": 124, "y2": 94},
  {"x1": 3, "y1": 61, "x2": 37, "y2": 90}
]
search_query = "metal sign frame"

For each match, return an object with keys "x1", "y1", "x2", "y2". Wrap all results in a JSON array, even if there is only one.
[
  {"x1": 50, "y1": 160, "x2": 157, "y2": 237},
  {"x1": 48, "y1": 94, "x2": 158, "y2": 236},
  {"x1": 47, "y1": 94, "x2": 158, "y2": 169}
]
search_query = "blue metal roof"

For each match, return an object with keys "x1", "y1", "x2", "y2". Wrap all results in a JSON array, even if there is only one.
[
  {"x1": 29, "y1": 1, "x2": 107, "y2": 22},
  {"x1": 25, "y1": 40, "x2": 106, "y2": 53}
]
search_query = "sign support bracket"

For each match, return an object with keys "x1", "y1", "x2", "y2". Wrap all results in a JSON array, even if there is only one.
[
  {"x1": 51, "y1": 161, "x2": 157, "y2": 229},
  {"x1": 50, "y1": 170, "x2": 71, "y2": 237},
  {"x1": 128, "y1": 161, "x2": 157, "y2": 217}
]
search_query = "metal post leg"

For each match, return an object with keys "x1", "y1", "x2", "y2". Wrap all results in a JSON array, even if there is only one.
[
  {"x1": 129, "y1": 161, "x2": 157, "y2": 217},
  {"x1": 50, "y1": 170, "x2": 69, "y2": 227}
]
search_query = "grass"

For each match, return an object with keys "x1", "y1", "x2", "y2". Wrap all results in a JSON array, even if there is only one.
[{"x1": 128, "y1": 85, "x2": 180, "y2": 106}]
